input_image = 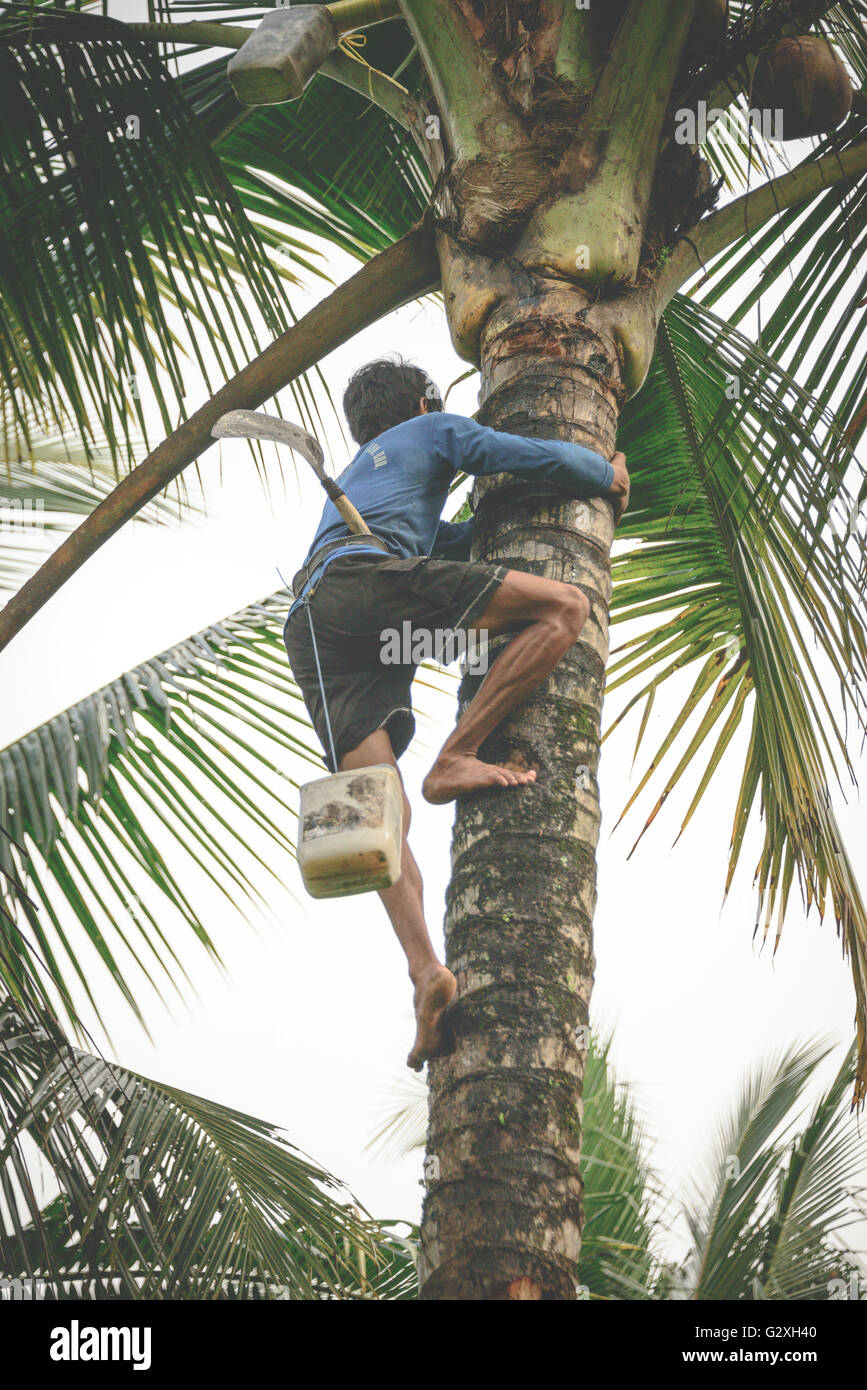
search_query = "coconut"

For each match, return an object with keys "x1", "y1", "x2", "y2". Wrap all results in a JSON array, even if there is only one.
[
  {"x1": 682, "y1": 0, "x2": 729, "y2": 70},
  {"x1": 750, "y1": 36, "x2": 853, "y2": 140}
]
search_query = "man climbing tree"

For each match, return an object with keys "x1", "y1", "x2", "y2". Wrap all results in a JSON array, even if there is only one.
[{"x1": 283, "y1": 356, "x2": 629, "y2": 1069}]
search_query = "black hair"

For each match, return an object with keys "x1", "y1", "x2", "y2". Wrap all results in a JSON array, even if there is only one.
[{"x1": 342, "y1": 355, "x2": 443, "y2": 445}]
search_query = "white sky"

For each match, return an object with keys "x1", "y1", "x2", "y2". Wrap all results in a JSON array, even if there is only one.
[{"x1": 2, "y1": 1, "x2": 866, "y2": 1263}]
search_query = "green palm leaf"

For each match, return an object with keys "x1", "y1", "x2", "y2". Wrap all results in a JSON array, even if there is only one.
[
  {"x1": 677, "y1": 1039, "x2": 867, "y2": 1300},
  {"x1": 682, "y1": 1040, "x2": 830, "y2": 1300},
  {"x1": 611, "y1": 293, "x2": 867, "y2": 1098},
  {"x1": 695, "y1": 102, "x2": 867, "y2": 458},
  {"x1": 756, "y1": 1043, "x2": 867, "y2": 1299},
  {"x1": 180, "y1": 36, "x2": 429, "y2": 261},
  {"x1": 0, "y1": 992, "x2": 402, "y2": 1299},
  {"x1": 0, "y1": 587, "x2": 319, "y2": 1033},
  {"x1": 577, "y1": 1036, "x2": 659, "y2": 1301},
  {"x1": 0, "y1": 2, "x2": 320, "y2": 458},
  {"x1": 0, "y1": 418, "x2": 197, "y2": 592}
]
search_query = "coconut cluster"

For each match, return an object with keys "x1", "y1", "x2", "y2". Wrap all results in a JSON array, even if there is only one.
[
  {"x1": 668, "y1": 3, "x2": 853, "y2": 144},
  {"x1": 679, "y1": 5, "x2": 853, "y2": 143},
  {"x1": 750, "y1": 36, "x2": 853, "y2": 141}
]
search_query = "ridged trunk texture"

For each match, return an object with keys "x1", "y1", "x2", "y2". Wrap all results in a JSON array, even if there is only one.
[{"x1": 419, "y1": 282, "x2": 622, "y2": 1301}]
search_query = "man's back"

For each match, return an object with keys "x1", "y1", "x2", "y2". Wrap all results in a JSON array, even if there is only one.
[
  {"x1": 300, "y1": 409, "x2": 616, "y2": 577},
  {"x1": 304, "y1": 411, "x2": 460, "y2": 567}
]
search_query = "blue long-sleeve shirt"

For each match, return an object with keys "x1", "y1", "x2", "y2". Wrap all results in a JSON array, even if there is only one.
[{"x1": 287, "y1": 412, "x2": 614, "y2": 614}]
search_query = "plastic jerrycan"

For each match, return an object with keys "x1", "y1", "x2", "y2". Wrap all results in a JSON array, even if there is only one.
[{"x1": 297, "y1": 763, "x2": 404, "y2": 898}]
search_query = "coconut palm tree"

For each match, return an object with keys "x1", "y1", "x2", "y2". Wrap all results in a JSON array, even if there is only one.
[
  {"x1": 1, "y1": 0, "x2": 867, "y2": 1299},
  {"x1": 371, "y1": 1034, "x2": 867, "y2": 1300},
  {"x1": 370, "y1": 1030, "x2": 660, "y2": 1299}
]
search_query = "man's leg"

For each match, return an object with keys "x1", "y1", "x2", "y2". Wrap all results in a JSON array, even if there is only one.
[
  {"x1": 339, "y1": 728, "x2": 456, "y2": 1070},
  {"x1": 422, "y1": 571, "x2": 590, "y2": 804}
]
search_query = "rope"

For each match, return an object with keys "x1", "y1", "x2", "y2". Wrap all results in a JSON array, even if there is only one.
[
  {"x1": 336, "y1": 30, "x2": 402, "y2": 101},
  {"x1": 278, "y1": 564, "x2": 338, "y2": 773},
  {"x1": 305, "y1": 595, "x2": 339, "y2": 774}
]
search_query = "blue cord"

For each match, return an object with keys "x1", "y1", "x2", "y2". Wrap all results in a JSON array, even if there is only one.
[
  {"x1": 305, "y1": 594, "x2": 339, "y2": 774},
  {"x1": 277, "y1": 565, "x2": 338, "y2": 773}
]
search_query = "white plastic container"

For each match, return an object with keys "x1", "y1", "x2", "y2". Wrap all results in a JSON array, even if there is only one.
[{"x1": 297, "y1": 763, "x2": 404, "y2": 899}]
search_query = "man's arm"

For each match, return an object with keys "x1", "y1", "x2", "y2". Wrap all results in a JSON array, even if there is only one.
[
  {"x1": 435, "y1": 413, "x2": 616, "y2": 495},
  {"x1": 430, "y1": 518, "x2": 474, "y2": 561}
]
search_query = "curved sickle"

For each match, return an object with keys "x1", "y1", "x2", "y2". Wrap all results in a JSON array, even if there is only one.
[{"x1": 212, "y1": 410, "x2": 325, "y2": 475}]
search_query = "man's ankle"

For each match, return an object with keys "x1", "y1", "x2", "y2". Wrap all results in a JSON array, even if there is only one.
[
  {"x1": 410, "y1": 959, "x2": 444, "y2": 986},
  {"x1": 432, "y1": 744, "x2": 476, "y2": 766}
]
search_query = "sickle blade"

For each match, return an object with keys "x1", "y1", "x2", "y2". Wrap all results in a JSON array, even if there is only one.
[{"x1": 211, "y1": 410, "x2": 323, "y2": 471}]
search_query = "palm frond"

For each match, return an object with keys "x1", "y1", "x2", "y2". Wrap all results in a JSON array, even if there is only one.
[
  {"x1": 0, "y1": 3, "x2": 323, "y2": 459},
  {"x1": 821, "y1": 0, "x2": 867, "y2": 86},
  {"x1": 756, "y1": 1043, "x2": 867, "y2": 1298},
  {"x1": 694, "y1": 103, "x2": 867, "y2": 459},
  {"x1": 578, "y1": 1035, "x2": 659, "y2": 1301},
  {"x1": 180, "y1": 35, "x2": 429, "y2": 262},
  {"x1": 0, "y1": 588, "x2": 321, "y2": 1034},
  {"x1": 677, "y1": 1039, "x2": 867, "y2": 1300},
  {"x1": 681, "y1": 1039, "x2": 830, "y2": 1299},
  {"x1": 0, "y1": 416, "x2": 197, "y2": 592},
  {"x1": 0, "y1": 991, "x2": 404, "y2": 1299},
  {"x1": 365, "y1": 1072, "x2": 428, "y2": 1162},
  {"x1": 612, "y1": 293, "x2": 867, "y2": 1098}
]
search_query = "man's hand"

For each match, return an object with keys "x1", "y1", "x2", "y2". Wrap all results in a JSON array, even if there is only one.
[{"x1": 607, "y1": 451, "x2": 629, "y2": 524}]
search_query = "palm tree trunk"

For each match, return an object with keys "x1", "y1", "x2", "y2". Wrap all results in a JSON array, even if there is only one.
[{"x1": 420, "y1": 279, "x2": 625, "y2": 1301}]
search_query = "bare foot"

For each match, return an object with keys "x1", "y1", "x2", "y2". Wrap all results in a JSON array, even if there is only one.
[
  {"x1": 422, "y1": 753, "x2": 537, "y2": 805},
  {"x1": 407, "y1": 964, "x2": 457, "y2": 1071}
]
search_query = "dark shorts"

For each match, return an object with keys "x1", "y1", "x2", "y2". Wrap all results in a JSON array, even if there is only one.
[{"x1": 283, "y1": 553, "x2": 506, "y2": 770}]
